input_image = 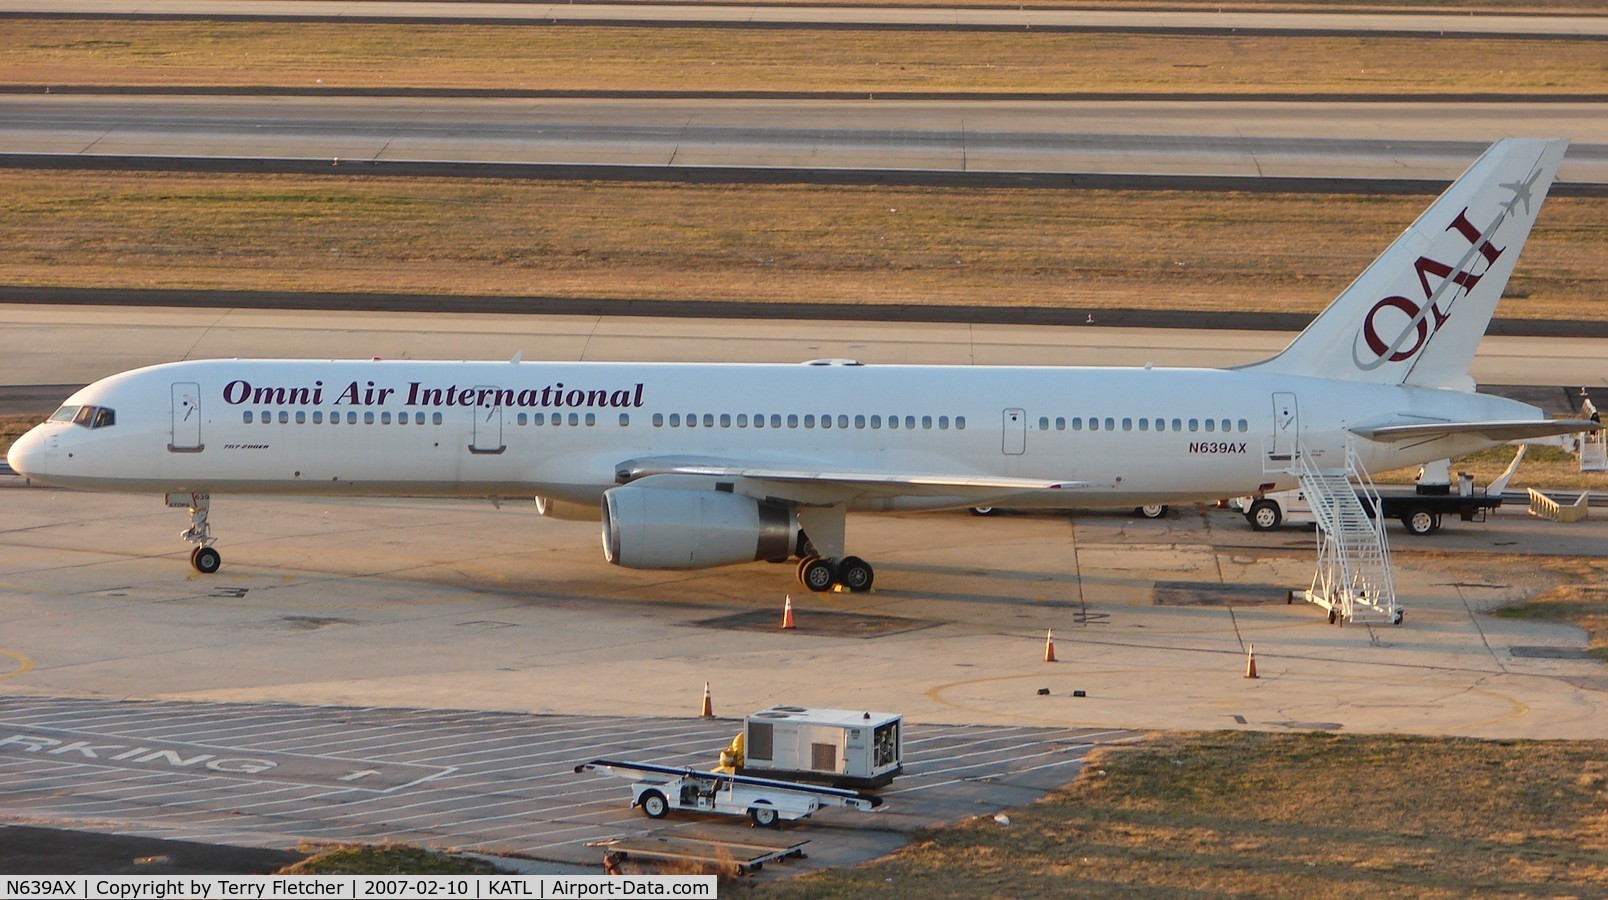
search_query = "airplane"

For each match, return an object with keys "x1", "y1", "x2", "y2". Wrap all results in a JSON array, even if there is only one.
[{"x1": 7, "y1": 139, "x2": 1597, "y2": 592}]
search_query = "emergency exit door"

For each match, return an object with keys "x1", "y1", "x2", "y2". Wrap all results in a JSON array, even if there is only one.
[
  {"x1": 169, "y1": 382, "x2": 203, "y2": 452},
  {"x1": 1003, "y1": 408, "x2": 1026, "y2": 455},
  {"x1": 469, "y1": 385, "x2": 506, "y2": 454}
]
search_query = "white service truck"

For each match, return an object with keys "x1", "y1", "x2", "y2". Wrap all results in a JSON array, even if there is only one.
[{"x1": 575, "y1": 759, "x2": 881, "y2": 827}]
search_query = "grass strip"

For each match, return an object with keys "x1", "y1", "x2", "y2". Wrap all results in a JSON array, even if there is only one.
[
  {"x1": 744, "y1": 731, "x2": 1608, "y2": 898},
  {"x1": 3, "y1": 170, "x2": 1604, "y2": 320},
  {"x1": 4, "y1": 22, "x2": 1606, "y2": 95}
]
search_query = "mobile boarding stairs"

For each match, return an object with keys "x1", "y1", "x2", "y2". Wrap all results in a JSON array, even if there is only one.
[{"x1": 1268, "y1": 441, "x2": 1401, "y2": 626}]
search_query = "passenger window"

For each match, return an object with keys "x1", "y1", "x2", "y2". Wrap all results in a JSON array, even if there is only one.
[
  {"x1": 1138, "y1": 418, "x2": 1148, "y2": 431},
  {"x1": 838, "y1": 415, "x2": 849, "y2": 429},
  {"x1": 686, "y1": 413, "x2": 697, "y2": 428},
  {"x1": 771, "y1": 414, "x2": 782, "y2": 428},
  {"x1": 1154, "y1": 418, "x2": 1165, "y2": 432},
  {"x1": 870, "y1": 415, "x2": 881, "y2": 429},
  {"x1": 1055, "y1": 417, "x2": 1065, "y2": 430},
  {"x1": 788, "y1": 414, "x2": 798, "y2": 428},
  {"x1": 314, "y1": 411, "x2": 324, "y2": 424},
  {"x1": 585, "y1": 413, "x2": 595, "y2": 426},
  {"x1": 752, "y1": 414, "x2": 762, "y2": 429},
  {"x1": 1238, "y1": 419, "x2": 1248, "y2": 432},
  {"x1": 1072, "y1": 417, "x2": 1082, "y2": 430},
  {"x1": 1038, "y1": 416, "x2": 1049, "y2": 430},
  {"x1": 704, "y1": 414, "x2": 714, "y2": 428},
  {"x1": 619, "y1": 413, "x2": 630, "y2": 426},
  {"x1": 346, "y1": 411, "x2": 358, "y2": 424},
  {"x1": 956, "y1": 416, "x2": 966, "y2": 430},
  {"x1": 1090, "y1": 417, "x2": 1100, "y2": 432},
  {"x1": 243, "y1": 411, "x2": 253, "y2": 423},
  {"x1": 669, "y1": 413, "x2": 680, "y2": 427},
  {"x1": 361, "y1": 411, "x2": 373, "y2": 424},
  {"x1": 296, "y1": 411, "x2": 307, "y2": 424},
  {"x1": 653, "y1": 413, "x2": 663, "y2": 426},
  {"x1": 905, "y1": 416, "x2": 916, "y2": 429},
  {"x1": 922, "y1": 416, "x2": 933, "y2": 429},
  {"x1": 1205, "y1": 419, "x2": 1214, "y2": 432},
  {"x1": 805, "y1": 415, "x2": 816, "y2": 428},
  {"x1": 820, "y1": 415, "x2": 830, "y2": 429},
  {"x1": 380, "y1": 412, "x2": 390, "y2": 425},
  {"x1": 1104, "y1": 417, "x2": 1114, "y2": 430},
  {"x1": 723, "y1": 414, "x2": 733, "y2": 428},
  {"x1": 1172, "y1": 418, "x2": 1182, "y2": 431},
  {"x1": 517, "y1": 413, "x2": 527, "y2": 426},
  {"x1": 432, "y1": 412, "x2": 443, "y2": 425},
  {"x1": 856, "y1": 415, "x2": 866, "y2": 429},
  {"x1": 415, "y1": 412, "x2": 425, "y2": 425},
  {"x1": 939, "y1": 416, "x2": 949, "y2": 430},
  {"x1": 1188, "y1": 418, "x2": 1198, "y2": 432},
  {"x1": 280, "y1": 411, "x2": 290, "y2": 424},
  {"x1": 262, "y1": 409, "x2": 271, "y2": 424},
  {"x1": 569, "y1": 413, "x2": 580, "y2": 426},
  {"x1": 1222, "y1": 419, "x2": 1233, "y2": 432},
  {"x1": 1122, "y1": 418, "x2": 1132, "y2": 431}
]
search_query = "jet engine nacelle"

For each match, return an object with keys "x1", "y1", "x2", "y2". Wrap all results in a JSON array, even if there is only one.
[
  {"x1": 535, "y1": 495, "x2": 599, "y2": 522},
  {"x1": 602, "y1": 485, "x2": 797, "y2": 569}
]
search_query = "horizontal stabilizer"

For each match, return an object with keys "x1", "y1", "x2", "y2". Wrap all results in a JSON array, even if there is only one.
[{"x1": 1351, "y1": 419, "x2": 1600, "y2": 443}]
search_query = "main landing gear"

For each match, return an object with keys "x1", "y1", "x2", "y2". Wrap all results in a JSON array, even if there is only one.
[
  {"x1": 792, "y1": 505, "x2": 874, "y2": 593},
  {"x1": 169, "y1": 492, "x2": 222, "y2": 574},
  {"x1": 796, "y1": 555, "x2": 874, "y2": 593}
]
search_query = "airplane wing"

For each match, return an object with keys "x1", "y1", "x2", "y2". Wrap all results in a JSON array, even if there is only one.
[
  {"x1": 1350, "y1": 419, "x2": 1600, "y2": 443},
  {"x1": 614, "y1": 456, "x2": 1091, "y2": 498}
]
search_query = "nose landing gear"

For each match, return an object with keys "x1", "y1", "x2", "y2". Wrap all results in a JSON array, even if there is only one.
[{"x1": 168, "y1": 492, "x2": 222, "y2": 574}]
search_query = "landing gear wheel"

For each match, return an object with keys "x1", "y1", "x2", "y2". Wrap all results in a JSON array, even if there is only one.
[
  {"x1": 191, "y1": 546, "x2": 222, "y2": 574},
  {"x1": 836, "y1": 556, "x2": 874, "y2": 593},
  {"x1": 1247, "y1": 499, "x2": 1282, "y2": 531},
  {"x1": 749, "y1": 806, "x2": 779, "y2": 828},
  {"x1": 1137, "y1": 504, "x2": 1168, "y2": 519},
  {"x1": 1402, "y1": 508, "x2": 1441, "y2": 536},
  {"x1": 639, "y1": 790, "x2": 669, "y2": 819},
  {"x1": 798, "y1": 557, "x2": 836, "y2": 593}
]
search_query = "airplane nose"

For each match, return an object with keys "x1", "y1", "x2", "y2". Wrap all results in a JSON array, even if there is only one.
[{"x1": 6, "y1": 426, "x2": 48, "y2": 479}]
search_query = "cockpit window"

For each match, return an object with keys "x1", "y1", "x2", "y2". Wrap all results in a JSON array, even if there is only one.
[{"x1": 62, "y1": 405, "x2": 116, "y2": 429}]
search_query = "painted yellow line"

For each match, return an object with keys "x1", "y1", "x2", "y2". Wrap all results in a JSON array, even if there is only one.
[{"x1": 0, "y1": 649, "x2": 35, "y2": 679}]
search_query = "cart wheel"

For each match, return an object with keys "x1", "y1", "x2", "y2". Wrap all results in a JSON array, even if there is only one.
[
  {"x1": 749, "y1": 806, "x2": 780, "y2": 827},
  {"x1": 1327, "y1": 607, "x2": 1338, "y2": 625},
  {"x1": 1137, "y1": 504, "x2": 1168, "y2": 519},
  {"x1": 639, "y1": 790, "x2": 669, "y2": 819}
]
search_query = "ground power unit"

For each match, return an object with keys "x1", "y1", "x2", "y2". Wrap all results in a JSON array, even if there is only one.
[{"x1": 739, "y1": 706, "x2": 903, "y2": 789}]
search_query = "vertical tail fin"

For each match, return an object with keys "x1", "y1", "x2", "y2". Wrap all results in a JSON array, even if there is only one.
[{"x1": 1246, "y1": 139, "x2": 1567, "y2": 390}]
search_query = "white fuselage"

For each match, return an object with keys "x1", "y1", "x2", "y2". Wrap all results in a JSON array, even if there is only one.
[{"x1": 11, "y1": 358, "x2": 1537, "y2": 510}]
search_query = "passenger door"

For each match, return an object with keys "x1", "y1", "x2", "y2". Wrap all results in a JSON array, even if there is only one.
[
  {"x1": 1002, "y1": 408, "x2": 1026, "y2": 455},
  {"x1": 469, "y1": 385, "x2": 505, "y2": 454},
  {"x1": 169, "y1": 382, "x2": 203, "y2": 452}
]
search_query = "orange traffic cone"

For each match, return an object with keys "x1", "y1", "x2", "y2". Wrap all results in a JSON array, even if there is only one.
[
  {"x1": 700, "y1": 681, "x2": 714, "y2": 718},
  {"x1": 1245, "y1": 644, "x2": 1259, "y2": 679},
  {"x1": 1044, "y1": 629, "x2": 1057, "y2": 663},
  {"x1": 782, "y1": 594, "x2": 796, "y2": 630}
]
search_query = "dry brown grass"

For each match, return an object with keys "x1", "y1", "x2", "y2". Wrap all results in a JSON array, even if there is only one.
[
  {"x1": 2, "y1": 414, "x2": 37, "y2": 458},
  {"x1": 5, "y1": 21, "x2": 1606, "y2": 94},
  {"x1": 3, "y1": 170, "x2": 1605, "y2": 320},
  {"x1": 743, "y1": 731, "x2": 1608, "y2": 898}
]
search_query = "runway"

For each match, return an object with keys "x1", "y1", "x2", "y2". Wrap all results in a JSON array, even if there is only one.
[
  {"x1": 10, "y1": 1, "x2": 1608, "y2": 38},
  {"x1": 5, "y1": 96, "x2": 1607, "y2": 185}
]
